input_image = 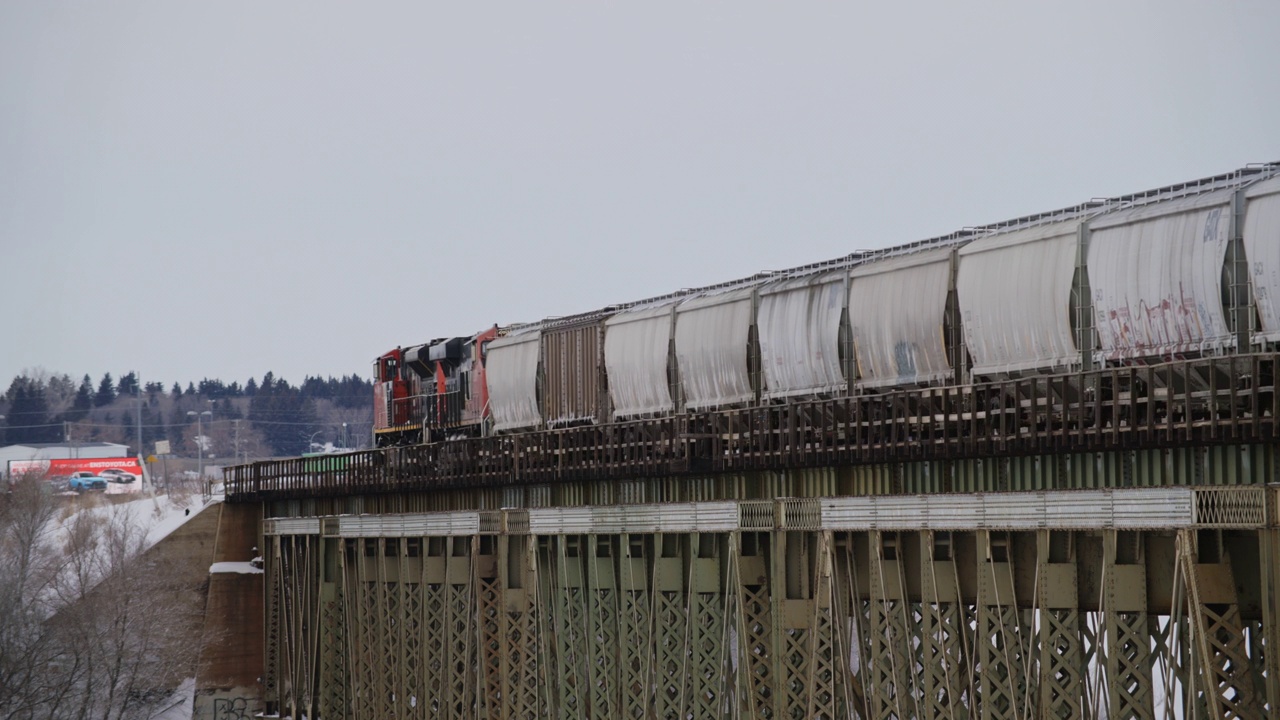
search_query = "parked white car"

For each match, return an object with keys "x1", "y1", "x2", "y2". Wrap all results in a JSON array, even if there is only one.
[{"x1": 99, "y1": 468, "x2": 138, "y2": 484}]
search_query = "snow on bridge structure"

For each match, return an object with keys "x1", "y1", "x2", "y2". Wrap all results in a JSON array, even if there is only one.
[{"x1": 218, "y1": 163, "x2": 1280, "y2": 719}]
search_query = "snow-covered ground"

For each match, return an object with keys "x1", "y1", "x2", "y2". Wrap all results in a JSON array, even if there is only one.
[
  {"x1": 151, "y1": 678, "x2": 196, "y2": 720},
  {"x1": 47, "y1": 491, "x2": 212, "y2": 555}
]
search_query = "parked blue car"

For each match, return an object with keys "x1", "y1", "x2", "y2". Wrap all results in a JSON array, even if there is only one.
[{"x1": 68, "y1": 472, "x2": 108, "y2": 492}]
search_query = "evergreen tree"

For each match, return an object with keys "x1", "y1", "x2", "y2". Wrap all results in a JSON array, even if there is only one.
[
  {"x1": 244, "y1": 377, "x2": 258, "y2": 397},
  {"x1": 141, "y1": 406, "x2": 164, "y2": 447},
  {"x1": 248, "y1": 373, "x2": 317, "y2": 455},
  {"x1": 334, "y1": 374, "x2": 374, "y2": 408},
  {"x1": 7, "y1": 377, "x2": 58, "y2": 444},
  {"x1": 117, "y1": 371, "x2": 139, "y2": 397},
  {"x1": 70, "y1": 375, "x2": 94, "y2": 420},
  {"x1": 120, "y1": 412, "x2": 136, "y2": 451},
  {"x1": 170, "y1": 382, "x2": 182, "y2": 401},
  {"x1": 185, "y1": 382, "x2": 196, "y2": 396},
  {"x1": 46, "y1": 373, "x2": 76, "y2": 411},
  {"x1": 215, "y1": 398, "x2": 244, "y2": 420},
  {"x1": 198, "y1": 378, "x2": 230, "y2": 399},
  {"x1": 95, "y1": 373, "x2": 117, "y2": 407},
  {"x1": 167, "y1": 407, "x2": 191, "y2": 447}
]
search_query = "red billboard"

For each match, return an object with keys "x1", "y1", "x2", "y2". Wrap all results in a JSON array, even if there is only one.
[{"x1": 7, "y1": 458, "x2": 146, "y2": 494}]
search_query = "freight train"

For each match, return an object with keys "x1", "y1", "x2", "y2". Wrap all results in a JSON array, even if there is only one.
[{"x1": 374, "y1": 163, "x2": 1280, "y2": 448}]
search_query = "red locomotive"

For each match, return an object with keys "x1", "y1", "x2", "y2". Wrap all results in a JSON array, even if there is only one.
[{"x1": 373, "y1": 326, "x2": 499, "y2": 446}]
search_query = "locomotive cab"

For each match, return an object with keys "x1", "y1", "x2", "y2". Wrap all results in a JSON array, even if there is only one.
[
  {"x1": 373, "y1": 347, "x2": 428, "y2": 447},
  {"x1": 417, "y1": 327, "x2": 499, "y2": 442}
]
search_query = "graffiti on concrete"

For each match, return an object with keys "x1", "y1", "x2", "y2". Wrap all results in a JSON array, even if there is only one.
[{"x1": 212, "y1": 697, "x2": 251, "y2": 720}]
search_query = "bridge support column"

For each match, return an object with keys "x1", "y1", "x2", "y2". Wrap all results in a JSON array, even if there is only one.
[
  {"x1": 477, "y1": 537, "x2": 502, "y2": 720},
  {"x1": 810, "y1": 531, "x2": 847, "y2": 720},
  {"x1": 919, "y1": 530, "x2": 971, "y2": 720},
  {"x1": 585, "y1": 535, "x2": 621, "y2": 719},
  {"x1": 618, "y1": 534, "x2": 652, "y2": 720},
  {"x1": 262, "y1": 535, "x2": 281, "y2": 713},
  {"x1": 1181, "y1": 529, "x2": 1262, "y2": 719},
  {"x1": 318, "y1": 538, "x2": 348, "y2": 720},
  {"x1": 736, "y1": 531, "x2": 779, "y2": 720},
  {"x1": 977, "y1": 531, "x2": 1029, "y2": 720},
  {"x1": 547, "y1": 535, "x2": 588, "y2": 720},
  {"x1": 449, "y1": 537, "x2": 479, "y2": 719},
  {"x1": 867, "y1": 530, "x2": 917, "y2": 719},
  {"x1": 688, "y1": 534, "x2": 732, "y2": 720},
  {"x1": 1037, "y1": 530, "x2": 1085, "y2": 718},
  {"x1": 420, "y1": 540, "x2": 448, "y2": 719},
  {"x1": 1261, "y1": 525, "x2": 1280, "y2": 715},
  {"x1": 496, "y1": 534, "x2": 544, "y2": 720},
  {"x1": 1103, "y1": 531, "x2": 1155, "y2": 720},
  {"x1": 653, "y1": 534, "x2": 691, "y2": 720}
]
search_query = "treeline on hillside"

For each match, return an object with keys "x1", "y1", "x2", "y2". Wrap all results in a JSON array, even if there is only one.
[{"x1": 0, "y1": 369, "x2": 373, "y2": 459}]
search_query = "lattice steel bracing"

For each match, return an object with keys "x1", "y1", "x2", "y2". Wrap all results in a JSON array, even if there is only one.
[
  {"x1": 976, "y1": 532, "x2": 1029, "y2": 720},
  {"x1": 550, "y1": 536, "x2": 588, "y2": 720},
  {"x1": 319, "y1": 570, "x2": 349, "y2": 719},
  {"x1": 350, "y1": 579, "x2": 380, "y2": 717},
  {"x1": 422, "y1": 579, "x2": 447, "y2": 718},
  {"x1": 735, "y1": 539, "x2": 775, "y2": 720},
  {"x1": 400, "y1": 578, "x2": 423, "y2": 720},
  {"x1": 689, "y1": 586, "x2": 728, "y2": 719},
  {"x1": 1103, "y1": 531, "x2": 1155, "y2": 720},
  {"x1": 1180, "y1": 530, "x2": 1261, "y2": 719},
  {"x1": 500, "y1": 536, "x2": 544, "y2": 720},
  {"x1": 476, "y1": 572, "x2": 502, "y2": 720},
  {"x1": 586, "y1": 543, "x2": 620, "y2": 720},
  {"x1": 653, "y1": 586, "x2": 691, "y2": 720},
  {"x1": 867, "y1": 531, "x2": 918, "y2": 719},
  {"x1": 919, "y1": 531, "x2": 970, "y2": 720},
  {"x1": 1037, "y1": 531, "x2": 1085, "y2": 719},
  {"x1": 1261, "y1": 527, "x2": 1280, "y2": 715},
  {"x1": 687, "y1": 536, "x2": 732, "y2": 720},
  {"x1": 263, "y1": 535, "x2": 281, "y2": 708},
  {"x1": 618, "y1": 537, "x2": 652, "y2": 720},
  {"x1": 258, "y1": 495, "x2": 1280, "y2": 720},
  {"x1": 380, "y1": 548, "x2": 404, "y2": 717},
  {"x1": 445, "y1": 543, "x2": 478, "y2": 720},
  {"x1": 804, "y1": 532, "x2": 842, "y2": 720}
]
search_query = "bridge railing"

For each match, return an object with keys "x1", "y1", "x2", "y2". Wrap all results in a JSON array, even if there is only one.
[{"x1": 225, "y1": 353, "x2": 1279, "y2": 502}]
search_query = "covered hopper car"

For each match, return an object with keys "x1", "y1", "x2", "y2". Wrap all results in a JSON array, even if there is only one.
[{"x1": 374, "y1": 162, "x2": 1280, "y2": 448}]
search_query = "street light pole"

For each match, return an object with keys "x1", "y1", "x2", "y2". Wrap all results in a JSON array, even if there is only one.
[{"x1": 187, "y1": 410, "x2": 212, "y2": 479}]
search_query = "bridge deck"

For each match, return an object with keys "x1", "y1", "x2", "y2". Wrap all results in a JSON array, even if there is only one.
[{"x1": 228, "y1": 353, "x2": 1279, "y2": 501}]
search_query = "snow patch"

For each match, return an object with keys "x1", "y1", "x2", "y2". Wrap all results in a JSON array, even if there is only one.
[
  {"x1": 210, "y1": 561, "x2": 263, "y2": 574},
  {"x1": 151, "y1": 677, "x2": 196, "y2": 720}
]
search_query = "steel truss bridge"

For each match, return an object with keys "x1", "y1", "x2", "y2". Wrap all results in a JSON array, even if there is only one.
[{"x1": 226, "y1": 353, "x2": 1280, "y2": 719}]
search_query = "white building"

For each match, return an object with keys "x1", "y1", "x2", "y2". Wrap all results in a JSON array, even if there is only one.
[{"x1": 0, "y1": 442, "x2": 131, "y2": 476}]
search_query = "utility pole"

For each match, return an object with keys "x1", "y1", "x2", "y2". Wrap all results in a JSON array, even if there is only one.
[
  {"x1": 65, "y1": 421, "x2": 79, "y2": 459},
  {"x1": 188, "y1": 410, "x2": 212, "y2": 481},
  {"x1": 233, "y1": 419, "x2": 241, "y2": 464},
  {"x1": 135, "y1": 368, "x2": 142, "y2": 458}
]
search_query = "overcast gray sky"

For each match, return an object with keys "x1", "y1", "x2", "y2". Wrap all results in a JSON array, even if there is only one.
[{"x1": 2, "y1": 2, "x2": 1278, "y2": 389}]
